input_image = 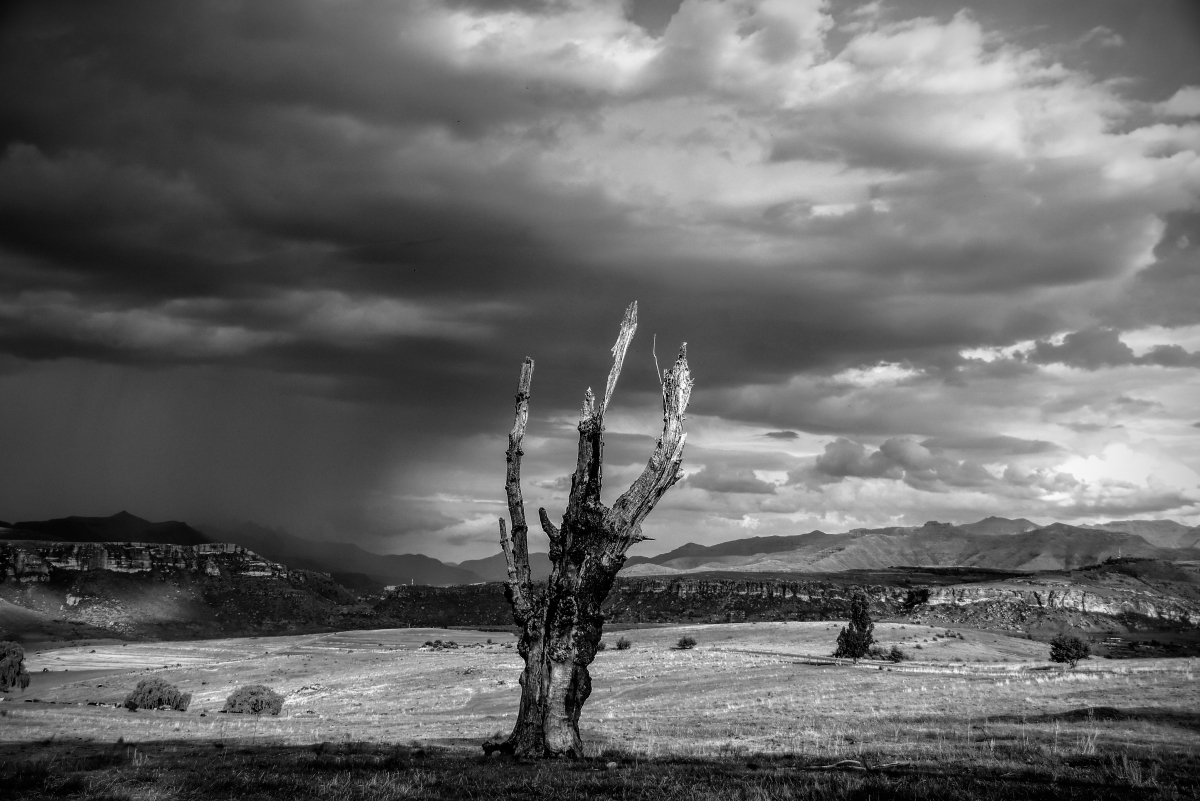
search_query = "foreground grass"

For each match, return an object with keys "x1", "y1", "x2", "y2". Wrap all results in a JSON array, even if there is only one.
[{"x1": 3, "y1": 737, "x2": 1199, "y2": 801}]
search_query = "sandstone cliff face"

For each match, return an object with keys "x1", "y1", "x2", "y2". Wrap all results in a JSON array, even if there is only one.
[
  {"x1": 0, "y1": 540, "x2": 376, "y2": 641},
  {"x1": 0, "y1": 540, "x2": 289, "y2": 583},
  {"x1": 924, "y1": 584, "x2": 1200, "y2": 625}
]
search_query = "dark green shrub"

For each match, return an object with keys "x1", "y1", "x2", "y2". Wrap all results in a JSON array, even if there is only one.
[
  {"x1": 1050, "y1": 633, "x2": 1090, "y2": 668},
  {"x1": 676, "y1": 636, "x2": 697, "y2": 650},
  {"x1": 123, "y1": 677, "x2": 191, "y2": 711},
  {"x1": 595, "y1": 640, "x2": 607, "y2": 652},
  {"x1": 887, "y1": 645, "x2": 909, "y2": 662},
  {"x1": 1, "y1": 641, "x2": 31, "y2": 692},
  {"x1": 615, "y1": 637, "x2": 631, "y2": 651},
  {"x1": 222, "y1": 684, "x2": 284, "y2": 715}
]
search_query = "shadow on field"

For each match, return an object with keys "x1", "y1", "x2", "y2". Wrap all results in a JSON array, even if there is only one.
[
  {"x1": 992, "y1": 706, "x2": 1200, "y2": 732},
  {"x1": 3, "y1": 737, "x2": 1198, "y2": 800}
]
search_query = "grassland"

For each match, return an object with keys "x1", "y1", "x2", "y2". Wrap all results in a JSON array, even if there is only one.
[{"x1": 2, "y1": 622, "x2": 1198, "y2": 799}]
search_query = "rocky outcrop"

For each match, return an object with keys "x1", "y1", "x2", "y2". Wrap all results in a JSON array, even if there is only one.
[
  {"x1": 0, "y1": 540, "x2": 289, "y2": 583},
  {"x1": 924, "y1": 584, "x2": 1200, "y2": 625}
]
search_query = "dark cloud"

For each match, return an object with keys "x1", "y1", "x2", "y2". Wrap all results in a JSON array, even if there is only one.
[
  {"x1": 685, "y1": 465, "x2": 777, "y2": 495},
  {"x1": 920, "y1": 435, "x2": 1063, "y2": 457},
  {"x1": 1, "y1": 0, "x2": 1197, "y2": 553},
  {"x1": 1029, "y1": 328, "x2": 1200, "y2": 370},
  {"x1": 806, "y1": 437, "x2": 1002, "y2": 491}
]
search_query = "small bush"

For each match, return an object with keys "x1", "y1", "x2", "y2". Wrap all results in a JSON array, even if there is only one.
[
  {"x1": 595, "y1": 641, "x2": 607, "y2": 652},
  {"x1": 222, "y1": 684, "x2": 284, "y2": 715},
  {"x1": 676, "y1": 636, "x2": 697, "y2": 650},
  {"x1": 615, "y1": 637, "x2": 631, "y2": 651},
  {"x1": 887, "y1": 645, "x2": 909, "y2": 662},
  {"x1": 123, "y1": 677, "x2": 191, "y2": 711},
  {"x1": 1, "y1": 641, "x2": 31, "y2": 693}
]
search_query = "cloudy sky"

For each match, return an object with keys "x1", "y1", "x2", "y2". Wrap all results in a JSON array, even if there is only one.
[{"x1": 2, "y1": 0, "x2": 1199, "y2": 561}]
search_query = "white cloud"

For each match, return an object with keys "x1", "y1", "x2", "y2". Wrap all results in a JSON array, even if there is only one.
[{"x1": 1157, "y1": 86, "x2": 1200, "y2": 118}]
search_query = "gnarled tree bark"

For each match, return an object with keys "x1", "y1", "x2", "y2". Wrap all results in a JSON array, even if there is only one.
[{"x1": 483, "y1": 302, "x2": 692, "y2": 759}]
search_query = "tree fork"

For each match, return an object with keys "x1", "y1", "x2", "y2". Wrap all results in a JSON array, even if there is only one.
[{"x1": 483, "y1": 302, "x2": 692, "y2": 759}]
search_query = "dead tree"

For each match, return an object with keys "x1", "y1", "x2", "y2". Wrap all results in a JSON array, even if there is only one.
[{"x1": 484, "y1": 302, "x2": 692, "y2": 759}]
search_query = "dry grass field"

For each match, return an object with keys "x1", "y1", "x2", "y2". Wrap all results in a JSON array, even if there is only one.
[{"x1": 3, "y1": 622, "x2": 1199, "y2": 799}]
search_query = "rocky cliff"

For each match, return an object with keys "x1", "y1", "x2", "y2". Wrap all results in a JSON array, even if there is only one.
[
  {"x1": 0, "y1": 540, "x2": 289, "y2": 582},
  {"x1": 0, "y1": 540, "x2": 380, "y2": 642}
]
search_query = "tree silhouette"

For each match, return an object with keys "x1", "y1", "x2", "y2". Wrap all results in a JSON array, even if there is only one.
[
  {"x1": 1, "y1": 641, "x2": 31, "y2": 692},
  {"x1": 834, "y1": 592, "x2": 875, "y2": 663},
  {"x1": 1049, "y1": 633, "x2": 1090, "y2": 668}
]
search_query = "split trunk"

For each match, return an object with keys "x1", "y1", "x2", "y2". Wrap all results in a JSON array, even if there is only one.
[{"x1": 483, "y1": 303, "x2": 692, "y2": 758}]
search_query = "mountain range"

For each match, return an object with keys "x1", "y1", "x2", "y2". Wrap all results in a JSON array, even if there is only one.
[
  {"x1": 623, "y1": 517, "x2": 1200, "y2": 575},
  {"x1": 3, "y1": 512, "x2": 1198, "y2": 586}
]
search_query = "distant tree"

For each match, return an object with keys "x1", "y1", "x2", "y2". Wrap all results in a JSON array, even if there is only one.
[
  {"x1": 676, "y1": 635, "x2": 697, "y2": 650},
  {"x1": 1, "y1": 641, "x2": 31, "y2": 692},
  {"x1": 834, "y1": 592, "x2": 875, "y2": 663},
  {"x1": 223, "y1": 684, "x2": 284, "y2": 715},
  {"x1": 1049, "y1": 634, "x2": 1090, "y2": 668},
  {"x1": 123, "y1": 677, "x2": 191, "y2": 711}
]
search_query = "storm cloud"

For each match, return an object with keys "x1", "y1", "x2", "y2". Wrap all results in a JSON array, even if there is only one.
[{"x1": 1, "y1": 0, "x2": 1198, "y2": 558}]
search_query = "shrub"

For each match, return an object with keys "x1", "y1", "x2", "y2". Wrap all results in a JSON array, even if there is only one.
[
  {"x1": 123, "y1": 677, "x2": 191, "y2": 711},
  {"x1": 887, "y1": 645, "x2": 909, "y2": 662},
  {"x1": 615, "y1": 637, "x2": 631, "y2": 651},
  {"x1": 595, "y1": 640, "x2": 607, "y2": 652},
  {"x1": 1, "y1": 641, "x2": 31, "y2": 692},
  {"x1": 676, "y1": 635, "x2": 697, "y2": 650},
  {"x1": 222, "y1": 684, "x2": 284, "y2": 715},
  {"x1": 833, "y1": 592, "x2": 875, "y2": 663},
  {"x1": 1049, "y1": 633, "x2": 1090, "y2": 668}
]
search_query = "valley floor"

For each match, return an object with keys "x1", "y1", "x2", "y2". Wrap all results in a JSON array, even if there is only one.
[{"x1": 2, "y1": 622, "x2": 1198, "y2": 799}]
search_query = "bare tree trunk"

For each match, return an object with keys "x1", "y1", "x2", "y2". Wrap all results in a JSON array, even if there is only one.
[{"x1": 483, "y1": 303, "x2": 692, "y2": 759}]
